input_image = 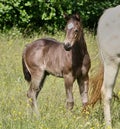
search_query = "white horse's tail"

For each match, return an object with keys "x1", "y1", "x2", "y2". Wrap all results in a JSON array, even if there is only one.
[{"x1": 89, "y1": 64, "x2": 104, "y2": 106}]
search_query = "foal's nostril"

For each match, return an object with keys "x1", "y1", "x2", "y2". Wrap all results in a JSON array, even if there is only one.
[{"x1": 64, "y1": 43, "x2": 72, "y2": 51}]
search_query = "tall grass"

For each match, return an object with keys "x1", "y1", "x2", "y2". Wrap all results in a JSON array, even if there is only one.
[{"x1": 0, "y1": 28, "x2": 120, "y2": 129}]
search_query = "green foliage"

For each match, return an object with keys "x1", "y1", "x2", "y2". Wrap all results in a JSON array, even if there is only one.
[{"x1": 0, "y1": 0, "x2": 120, "y2": 33}]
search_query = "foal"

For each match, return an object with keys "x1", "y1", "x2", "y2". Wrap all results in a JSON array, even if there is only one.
[{"x1": 22, "y1": 14, "x2": 91, "y2": 114}]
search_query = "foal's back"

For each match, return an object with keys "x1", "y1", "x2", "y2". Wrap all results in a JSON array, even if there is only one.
[{"x1": 23, "y1": 38, "x2": 72, "y2": 77}]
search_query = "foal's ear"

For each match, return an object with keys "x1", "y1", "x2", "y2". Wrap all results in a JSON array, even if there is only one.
[
  {"x1": 63, "y1": 13, "x2": 69, "y2": 20},
  {"x1": 75, "y1": 13, "x2": 80, "y2": 21}
]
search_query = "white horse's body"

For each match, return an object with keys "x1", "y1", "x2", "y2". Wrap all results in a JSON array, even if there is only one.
[{"x1": 97, "y1": 5, "x2": 120, "y2": 128}]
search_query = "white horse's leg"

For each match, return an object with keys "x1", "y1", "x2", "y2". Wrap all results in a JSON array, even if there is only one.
[{"x1": 101, "y1": 60, "x2": 119, "y2": 128}]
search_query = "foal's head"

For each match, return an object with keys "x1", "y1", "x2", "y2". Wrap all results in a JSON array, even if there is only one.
[{"x1": 64, "y1": 14, "x2": 82, "y2": 51}]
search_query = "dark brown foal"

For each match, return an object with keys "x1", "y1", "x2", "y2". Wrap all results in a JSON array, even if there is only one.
[{"x1": 22, "y1": 14, "x2": 91, "y2": 115}]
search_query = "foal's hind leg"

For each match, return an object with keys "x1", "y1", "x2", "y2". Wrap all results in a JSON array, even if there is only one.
[
  {"x1": 27, "y1": 71, "x2": 46, "y2": 115},
  {"x1": 101, "y1": 61, "x2": 119, "y2": 127}
]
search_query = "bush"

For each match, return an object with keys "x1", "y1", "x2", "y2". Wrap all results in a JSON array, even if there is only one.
[{"x1": 0, "y1": 0, "x2": 120, "y2": 33}]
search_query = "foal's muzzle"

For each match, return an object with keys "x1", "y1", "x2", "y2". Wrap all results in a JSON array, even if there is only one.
[{"x1": 64, "y1": 43, "x2": 72, "y2": 51}]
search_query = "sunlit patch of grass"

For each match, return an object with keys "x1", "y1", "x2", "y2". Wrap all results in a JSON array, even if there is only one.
[{"x1": 0, "y1": 28, "x2": 120, "y2": 129}]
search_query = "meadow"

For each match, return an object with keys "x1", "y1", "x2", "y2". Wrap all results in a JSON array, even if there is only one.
[{"x1": 0, "y1": 28, "x2": 120, "y2": 129}]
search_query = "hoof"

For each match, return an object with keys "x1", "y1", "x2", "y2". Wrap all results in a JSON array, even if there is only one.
[
  {"x1": 66, "y1": 102, "x2": 74, "y2": 110},
  {"x1": 82, "y1": 102, "x2": 88, "y2": 109}
]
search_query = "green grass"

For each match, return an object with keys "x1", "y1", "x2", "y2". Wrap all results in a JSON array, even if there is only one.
[{"x1": 0, "y1": 28, "x2": 120, "y2": 129}]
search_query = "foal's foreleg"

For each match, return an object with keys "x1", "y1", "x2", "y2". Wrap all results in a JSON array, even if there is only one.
[
  {"x1": 77, "y1": 75, "x2": 89, "y2": 107},
  {"x1": 64, "y1": 75, "x2": 74, "y2": 110}
]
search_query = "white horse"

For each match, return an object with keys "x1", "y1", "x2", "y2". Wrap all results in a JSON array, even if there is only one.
[{"x1": 90, "y1": 5, "x2": 120, "y2": 128}]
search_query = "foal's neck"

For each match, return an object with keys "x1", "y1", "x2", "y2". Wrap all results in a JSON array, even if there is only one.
[{"x1": 73, "y1": 35, "x2": 87, "y2": 55}]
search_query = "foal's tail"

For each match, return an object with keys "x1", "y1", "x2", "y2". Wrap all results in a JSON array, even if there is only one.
[
  {"x1": 89, "y1": 64, "x2": 104, "y2": 106},
  {"x1": 22, "y1": 55, "x2": 31, "y2": 82}
]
